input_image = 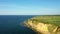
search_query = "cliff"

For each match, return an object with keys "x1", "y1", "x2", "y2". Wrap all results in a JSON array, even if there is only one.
[{"x1": 24, "y1": 16, "x2": 60, "y2": 34}]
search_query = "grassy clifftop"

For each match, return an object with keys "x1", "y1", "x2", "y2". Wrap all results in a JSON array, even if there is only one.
[
  {"x1": 31, "y1": 15, "x2": 60, "y2": 26},
  {"x1": 24, "y1": 15, "x2": 60, "y2": 34}
]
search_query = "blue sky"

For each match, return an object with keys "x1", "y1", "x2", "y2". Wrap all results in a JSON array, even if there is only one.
[{"x1": 0, "y1": 0, "x2": 60, "y2": 15}]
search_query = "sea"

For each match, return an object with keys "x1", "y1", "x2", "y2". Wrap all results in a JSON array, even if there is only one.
[{"x1": 0, "y1": 15, "x2": 36, "y2": 34}]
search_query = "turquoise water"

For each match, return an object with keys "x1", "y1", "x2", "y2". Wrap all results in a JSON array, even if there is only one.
[{"x1": 0, "y1": 15, "x2": 36, "y2": 34}]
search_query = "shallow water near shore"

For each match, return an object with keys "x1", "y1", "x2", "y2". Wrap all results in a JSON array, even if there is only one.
[{"x1": 0, "y1": 15, "x2": 36, "y2": 34}]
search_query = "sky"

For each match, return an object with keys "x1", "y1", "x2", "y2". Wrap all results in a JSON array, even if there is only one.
[{"x1": 0, "y1": 0, "x2": 60, "y2": 15}]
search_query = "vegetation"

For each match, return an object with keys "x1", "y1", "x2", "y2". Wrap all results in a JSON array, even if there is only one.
[{"x1": 31, "y1": 15, "x2": 60, "y2": 26}]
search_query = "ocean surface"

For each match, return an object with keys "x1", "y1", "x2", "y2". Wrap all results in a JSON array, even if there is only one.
[{"x1": 0, "y1": 15, "x2": 36, "y2": 34}]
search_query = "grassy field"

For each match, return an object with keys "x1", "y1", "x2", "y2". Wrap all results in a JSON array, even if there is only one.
[{"x1": 30, "y1": 15, "x2": 60, "y2": 26}]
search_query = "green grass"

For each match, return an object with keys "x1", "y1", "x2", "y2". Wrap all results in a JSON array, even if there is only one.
[{"x1": 30, "y1": 15, "x2": 60, "y2": 26}]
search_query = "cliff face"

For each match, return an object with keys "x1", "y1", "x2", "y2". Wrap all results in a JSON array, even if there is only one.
[{"x1": 24, "y1": 16, "x2": 60, "y2": 34}]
